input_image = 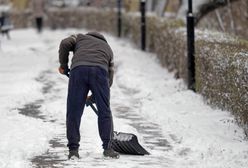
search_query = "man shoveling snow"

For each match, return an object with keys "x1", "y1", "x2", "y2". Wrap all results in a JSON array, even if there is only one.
[{"x1": 58, "y1": 32, "x2": 119, "y2": 159}]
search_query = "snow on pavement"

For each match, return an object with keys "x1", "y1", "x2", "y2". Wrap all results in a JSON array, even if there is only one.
[{"x1": 0, "y1": 29, "x2": 247, "y2": 168}]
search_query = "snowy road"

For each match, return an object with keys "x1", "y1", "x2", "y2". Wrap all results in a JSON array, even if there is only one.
[{"x1": 0, "y1": 29, "x2": 247, "y2": 168}]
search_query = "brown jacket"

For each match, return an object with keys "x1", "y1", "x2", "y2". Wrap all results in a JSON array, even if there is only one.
[{"x1": 59, "y1": 32, "x2": 114, "y2": 86}]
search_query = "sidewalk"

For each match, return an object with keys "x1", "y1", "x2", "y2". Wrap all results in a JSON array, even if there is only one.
[
  {"x1": 28, "y1": 68, "x2": 171, "y2": 168},
  {"x1": 0, "y1": 29, "x2": 247, "y2": 168}
]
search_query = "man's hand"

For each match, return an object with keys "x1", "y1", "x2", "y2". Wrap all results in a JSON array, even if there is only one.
[
  {"x1": 58, "y1": 66, "x2": 70, "y2": 76},
  {"x1": 58, "y1": 67, "x2": 64, "y2": 74},
  {"x1": 86, "y1": 95, "x2": 95, "y2": 106}
]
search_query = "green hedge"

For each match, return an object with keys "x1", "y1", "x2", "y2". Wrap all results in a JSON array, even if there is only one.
[{"x1": 196, "y1": 39, "x2": 248, "y2": 129}]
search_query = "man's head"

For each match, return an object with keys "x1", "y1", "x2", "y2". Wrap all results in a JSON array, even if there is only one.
[{"x1": 86, "y1": 32, "x2": 107, "y2": 43}]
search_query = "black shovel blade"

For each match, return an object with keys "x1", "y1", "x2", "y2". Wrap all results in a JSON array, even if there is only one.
[
  {"x1": 112, "y1": 131, "x2": 150, "y2": 155},
  {"x1": 85, "y1": 97, "x2": 149, "y2": 155}
]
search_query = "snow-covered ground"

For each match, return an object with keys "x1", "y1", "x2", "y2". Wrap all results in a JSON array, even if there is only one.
[{"x1": 0, "y1": 28, "x2": 247, "y2": 168}]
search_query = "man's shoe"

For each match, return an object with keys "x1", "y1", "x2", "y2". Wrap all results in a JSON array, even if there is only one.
[
  {"x1": 103, "y1": 148, "x2": 120, "y2": 159},
  {"x1": 68, "y1": 149, "x2": 79, "y2": 160}
]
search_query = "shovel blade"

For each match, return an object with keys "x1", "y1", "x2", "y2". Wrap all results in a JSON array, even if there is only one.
[
  {"x1": 85, "y1": 98, "x2": 149, "y2": 155},
  {"x1": 112, "y1": 131, "x2": 149, "y2": 155}
]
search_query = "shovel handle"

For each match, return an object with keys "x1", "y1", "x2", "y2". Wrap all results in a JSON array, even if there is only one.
[{"x1": 88, "y1": 103, "x2": 99, "y2": 116}]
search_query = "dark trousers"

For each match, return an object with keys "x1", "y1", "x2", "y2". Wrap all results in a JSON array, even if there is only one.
[
  {"x1": 35, "y1": 17, "x2": 43, "y2": 33},
  {"x1": 66, "y1": 66, "x2": 113, "y2": 150}
]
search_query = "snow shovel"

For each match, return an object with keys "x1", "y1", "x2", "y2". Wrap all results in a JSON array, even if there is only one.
[{"x1": 86, "y1": 95, "x2": 150, "y2": 155}]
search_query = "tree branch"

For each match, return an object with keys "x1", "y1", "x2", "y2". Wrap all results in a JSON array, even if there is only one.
[{"x1": 195, "y1": 0, "x2": 240, "y2": 26}]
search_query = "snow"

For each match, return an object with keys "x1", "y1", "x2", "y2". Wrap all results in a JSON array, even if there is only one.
[
  {"x1": 0, "y1": 30, "x2": 55, "y2": 167},
  {"x1": 0, "y1": 5, "x2": 11, "y2": 12},
  {"x1": 0, "y1": 28, "x2": 247, "y2": 168},
  {"x1": 175, "y1": 27, "x2": 238, "y2": 44}
]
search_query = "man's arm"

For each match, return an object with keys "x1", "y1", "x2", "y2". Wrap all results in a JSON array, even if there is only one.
[
  {"x1": 108, "y1": 50, "x2": 114, "y2": 87},
  {"x1": 58, "y1": 35, "x2": 77, "y2": 72},
  {"x1": 109, "y1": 61, "x2": 114, "y2": 87}
]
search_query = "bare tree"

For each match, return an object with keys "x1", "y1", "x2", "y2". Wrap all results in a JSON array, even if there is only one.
[
  {"x1": 241, "y1": 0, "x2": 248, "y2": 19},
  {"x1": 215, "y1": 9, "x2": 225, "y2": 31},
  {"x1": 227, "y1": 0, "x2": 235, "y2": 33},
  {"x1": 195, "y1": 0, "x2": 240, "y2": 25}
]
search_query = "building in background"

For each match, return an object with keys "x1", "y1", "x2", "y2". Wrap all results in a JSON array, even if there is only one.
[
  {"x1": 146, "y1": 0, "x2": 182, "y2": 17},
  {"x1": 0, "y1": 0, "x2": 9, "y2": 5},
  {"x1": 123, "y1": 0, "x2": 181, "y2": 17},
  {"x1": 10, "y1": 0, "x2": 29, "y2": 11},
  {"x1": 123, "y1": 0, "x2": 139, "y2": 12}
]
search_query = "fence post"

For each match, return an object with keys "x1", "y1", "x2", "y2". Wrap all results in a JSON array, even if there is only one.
[
  {"x1": 187, "y1": 0, "x2": 195, "y2": 91},
  {"x1": 117, "y1": 0, "x2": 122, "y2": 37},
  {"x1": 140, "y1": 0, "x2": 146, "y2": 51}
]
